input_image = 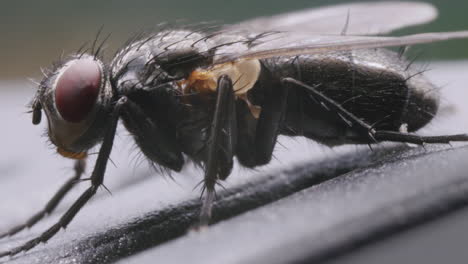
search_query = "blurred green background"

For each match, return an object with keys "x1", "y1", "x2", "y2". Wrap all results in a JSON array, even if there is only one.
[{"x1": 1, "y1": 0, "x2": 467, "y2": 80}]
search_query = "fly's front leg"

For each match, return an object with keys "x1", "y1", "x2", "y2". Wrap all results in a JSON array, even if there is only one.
[
  {"x1": 282, "y1": 77, "x2": 468, "y2": 145},
  {"x1": 199, "y1": 75, "x2": 237, "y2": 226},
  {"x1": 0, "y1": 92, "x2": 85, "y2": 239},
  {"x1": 0, "y1": 159, "x2": 85, "y2": 239},
  {"x1": 0, "y1": 97, "x2": 126, "y2": 258}
]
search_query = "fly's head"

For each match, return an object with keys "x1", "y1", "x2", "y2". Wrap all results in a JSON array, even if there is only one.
[{"x1": 32, "y1": 54, "x2": 114, "y2": 159}]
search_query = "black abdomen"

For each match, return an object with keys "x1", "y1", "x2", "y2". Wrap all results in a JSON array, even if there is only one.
[{"x1": 258, "y1": 49, "x2": 439, "y2": 145}]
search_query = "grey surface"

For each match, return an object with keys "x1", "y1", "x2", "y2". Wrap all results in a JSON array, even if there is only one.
[
  {"x1": 120, "y1": 145, "x2": 468, "y2": 264},
  {"x1": 327, "y1": 201, "x2": 468, "y2": 264},
  {"x1": 0, "y1": 61, "x2": 468, "y2": 263}
]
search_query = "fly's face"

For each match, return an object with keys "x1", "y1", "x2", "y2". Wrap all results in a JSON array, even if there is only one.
[{"x1": 37, "y1": 54, "x2": 113, "y2": 159}]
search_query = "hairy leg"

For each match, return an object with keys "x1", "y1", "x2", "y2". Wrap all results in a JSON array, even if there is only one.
[
  {"x1": 0, "y1": 97, "x2": 126, "y2": 257},
  {"x1": 282, "y1": 77, "x2": 468, "y2": 144}
]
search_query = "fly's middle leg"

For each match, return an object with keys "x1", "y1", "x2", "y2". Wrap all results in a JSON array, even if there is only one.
[
  {"x1": 282, "y1": 77, "x2": 468, "y2": 145},
  {"x1": 199, "y1": 75, "x2": 237, "y2": 226}
]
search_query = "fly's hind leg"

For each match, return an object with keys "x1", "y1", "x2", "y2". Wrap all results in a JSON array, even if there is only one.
[
  {"x1": 199, "y1": 75, "x2": 237, "y2": 226},
  {"x1": 281, "y1": 77, "x2": 468, "y2": 145},
  {"x1": 373, "y1": 131, "x2": 468, "y2": 145},
  {"x1": 0, "y1": 159, "x2": 86, "y2": 239}
]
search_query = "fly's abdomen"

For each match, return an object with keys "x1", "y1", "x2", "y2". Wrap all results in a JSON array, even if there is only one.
[
  {"x1": 260, "y1": 49, "x2": 439, "y2": 143},
  {"x1": 400, "y1": 69, "x2": 439, "y2": 131}
]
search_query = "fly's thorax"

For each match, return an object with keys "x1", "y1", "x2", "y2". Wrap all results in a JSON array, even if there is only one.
[
  {"x1": 111, "y1": 30, "x2": 218, "y2": 94},
  {"x1": 38, "y1": 54, "x2": 113, "y2": 158}
]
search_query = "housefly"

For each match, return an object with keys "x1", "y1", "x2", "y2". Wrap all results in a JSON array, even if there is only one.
[{"x1": 2, "y1": 1, "x2": 468, "y2": 257}]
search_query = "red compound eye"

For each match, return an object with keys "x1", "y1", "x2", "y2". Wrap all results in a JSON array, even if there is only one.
[{"x1": 55, "y1": 59, "x2": 101, "y2": 123}]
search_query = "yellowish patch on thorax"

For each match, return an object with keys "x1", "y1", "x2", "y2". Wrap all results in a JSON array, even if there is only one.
[
  {"x1": 178, "y1": 59, "x2": 262, "y2": 118},
  {"x1": 57, "y1": 147, "x2": 87, "y2": 160}
]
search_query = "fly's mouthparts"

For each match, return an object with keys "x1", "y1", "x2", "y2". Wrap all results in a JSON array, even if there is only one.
[{"x1": 57, "y1": 148, "x2": 88, "y2": 160}]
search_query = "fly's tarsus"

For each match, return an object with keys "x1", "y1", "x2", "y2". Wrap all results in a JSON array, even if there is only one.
[
  {"x1": 0, "y1": 160, "x2": 85, "y2": 240},
  {"x1": 0, "y1": 97, "x2": 125, "y2": 257}
]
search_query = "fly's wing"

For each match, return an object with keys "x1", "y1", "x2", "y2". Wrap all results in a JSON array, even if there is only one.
[
  {"x1": 213, "y1": 31, "x2": 468, "y2": 64},
  {"x1": 224, "y1": 2, "x2": 437, "y2": 35}
]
